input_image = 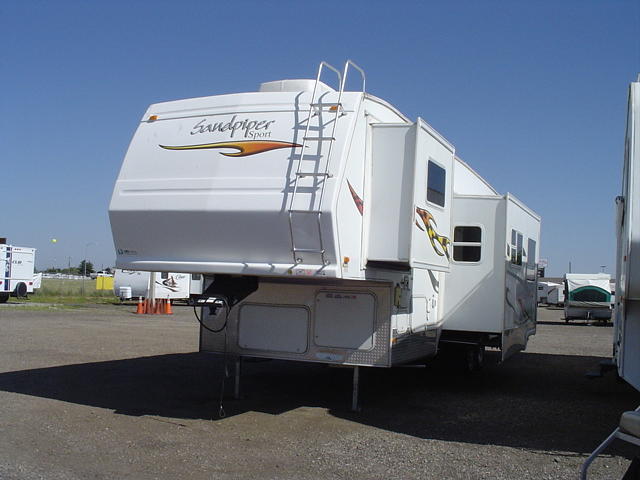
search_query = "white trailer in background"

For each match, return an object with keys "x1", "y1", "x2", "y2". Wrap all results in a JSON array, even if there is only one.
[
  {"x1": 537, "y1": 281, "x2": 561, "y2": 304},
  {"x1": 0, "y1": 245, "x2": 37, "y2": 303},
  {"x1": 580, "y1": 77, "x2": 640, "y2": 480},
  {"x1": 547, "y1": 284, "x2": 564, "y2": 306},
  {"x1": 109, "y1": 61, "x2": 541, "y2": 407},
  {"x1": 564, "y1": 273, "x2": 612, "y2": 321},
  {"x1": 113, "y1": 269, "x2": 197, "y2": 301}
]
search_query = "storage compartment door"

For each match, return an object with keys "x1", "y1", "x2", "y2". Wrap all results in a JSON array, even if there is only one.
[
  {"x1": 238, "y1": 304, "x2": 309, "y2": 353},
  {"x1": 314, "y1": 291, "x2": 375, "y2": 350}
]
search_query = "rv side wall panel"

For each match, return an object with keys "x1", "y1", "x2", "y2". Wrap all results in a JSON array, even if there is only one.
[
  {"x1": 502, "y1": 195, "x2": 540, "y2": 359},
  {"x1": 409, "y1": 120, "x2": 454, "y2": 272},
  {"x1": 627, "y1": 82, "x2": 640, "y2": 300},
  {"x1": 442, "y1": 196, "x2": 505, "y2": 333},
  {"x1": 368, "y1": 125, "x2": 415, "y2": 262}
]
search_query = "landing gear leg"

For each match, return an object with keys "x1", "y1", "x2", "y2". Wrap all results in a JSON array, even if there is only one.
[
  {"x1": 234, "y1": 356, "x2": 242, "y2": 400},
  {"x1": 351, "y1": 366, "x2": 361, "y2": 412}
]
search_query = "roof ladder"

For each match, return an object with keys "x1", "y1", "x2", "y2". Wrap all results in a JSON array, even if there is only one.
[{"x1": 287, "y1": 60, "x2": 365, "y2": 266}]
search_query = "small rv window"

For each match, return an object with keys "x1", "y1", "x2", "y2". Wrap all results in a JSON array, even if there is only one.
[
  {"x1": 191, "y1": 273, "x2": 201, "y2": 281},
  {"x1": 427, "y1": 161, "x2": 446, "y2": 207},
  {"x1": 453, "y1": 226, "x2": 482, "y2": 262},
  {"x1": 526, "y1": 238, "x2": 537, "y2": 281},
  {"x1": 510, "y1": 229, "x2": 523, "y2": 266},
  {"x1": 454, "y1": 226, "x2": 481, "y2": 243},
  {"x1": 160, "y1": 272, "x2": 168, "y2": 279}
]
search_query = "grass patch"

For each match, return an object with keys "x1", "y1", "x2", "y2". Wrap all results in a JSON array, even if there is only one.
[{"x1": 23, "y1": 278, "x2": 118, "y2": 305}]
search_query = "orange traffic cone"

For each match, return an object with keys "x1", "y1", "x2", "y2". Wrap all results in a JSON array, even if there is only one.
[
  {"x1": 135, "y1": 297, "x2": 144, "y2": 314},
  {"x1": 165, "y1": 298, "x2": 173, "y2": 315},
  {"x1": 155, "y1": 299, "x2": 162, "y2": 314}
]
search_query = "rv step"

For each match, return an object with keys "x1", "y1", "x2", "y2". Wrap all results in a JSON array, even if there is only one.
[
  {"x1": 289, "y1": 209, "x2": 322, "y2": 214},
  {"x1": 303, "y1": 136, "x2": 335, "y2": 141},
  {"x1": 295, "y1": 172, "x2": 331, "y2": 177},
  {"x1": 292, "y1": 248, "x2": 326, "y2": 254}
]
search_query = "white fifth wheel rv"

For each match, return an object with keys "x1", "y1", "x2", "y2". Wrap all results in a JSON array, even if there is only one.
[
  {"x1": 109, "y1": 61, "x2": 540, "y2": 404},
  {"x1": 0, "y1": 244, "x2": 37, "y2": 303},
  {"x1": 580, "y1": 77, "x2": 640, "y2": 480},
  {"x1": 564, "y1": 273, "x2": 612, "y2": 321},
  {"x1": 113, "y1": 268, "x2": 200, "y2": 300}
]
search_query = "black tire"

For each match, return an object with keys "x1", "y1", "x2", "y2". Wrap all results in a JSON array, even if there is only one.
[
  {"x1": 13, "y1": 282, "x2": 27, "y2": 298},
  {"x1": 464, "y1": 345, "x2": 485, "y2": 373},
  {"x1": 0, "y1": 292, "x2": 9, "y2": 303}
]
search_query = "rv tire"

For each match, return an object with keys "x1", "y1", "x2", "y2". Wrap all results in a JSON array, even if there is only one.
[
  {"x1": 465, "y1": 345, "x2": 484, "y2": 373},
  {"x1": 13, "y1": 282, "x2": 28, "y2": 298},
  {"x1": 0, "y1": 292, "x2": 8, "y2": 303}
]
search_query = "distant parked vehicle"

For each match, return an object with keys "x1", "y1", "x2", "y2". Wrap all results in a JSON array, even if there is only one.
[
  {"x1": 113, "y1": 269, "x2": 202, "y2": 301},
  {"x1": 0, "y1": 244, "x2": 37, "y2": 303},
  {"x1": 547, "y1": 284, "x2": 564, "y2": 306},
  {"x1": 564, "y1": 273, "x2": 612, "y2": 321},
  {"x1": 537, "y1": 281, "x2": 561, "y2": 304}
]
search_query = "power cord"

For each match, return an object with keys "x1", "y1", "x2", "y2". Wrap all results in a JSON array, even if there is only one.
[
  {"x1": 192, "y1": 297, "x2": 232, "y2": 418},
  {"x1": 192, "y1": 297, "x2": 230, "y2": 333}
]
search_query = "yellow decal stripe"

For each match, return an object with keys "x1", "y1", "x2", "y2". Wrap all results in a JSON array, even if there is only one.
[{"x1": 160, "y1": 140, "x2": 301, "y2": 157}]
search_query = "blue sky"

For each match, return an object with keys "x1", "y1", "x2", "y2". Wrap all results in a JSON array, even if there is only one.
[{"x1": 2, "y1": 1, "x2": 638, "y2": 275}]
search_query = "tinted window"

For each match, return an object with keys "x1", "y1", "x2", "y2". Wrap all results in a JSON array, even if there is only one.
[
  {"x1": 454, "y1": 226, "x2": 481, "y2": 242},
  {"x1": 526, "y1": 238, "x2": 537, "y2": 280},
  {"x1": 191, "y1": 273, "x2": 201, "y2": 280},
  {"x1": 453, "y1": 246, "x2": 481, "y2": 262},
  {"x1": 511, "y1": 229, "x2": 523, "y2": 266},
  {"x1": 427, "y1": 161, "x2": 446, "y2": 207},
  {"x1": 453, "y1": 226, "x2": 482, "y2": 263}
]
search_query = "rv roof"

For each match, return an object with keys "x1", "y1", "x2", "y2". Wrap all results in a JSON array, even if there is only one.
[
  {"x1": 564, "y1": 273, "x2": 611, "y2": 280},
  {"x1": 259, "y1": 79, "x2": 334, "y2": 93}
]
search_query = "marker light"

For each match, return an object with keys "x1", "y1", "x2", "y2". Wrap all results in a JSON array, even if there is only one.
[{"x1": 149, "y1": 115, "x2": 158, "y2": 121}]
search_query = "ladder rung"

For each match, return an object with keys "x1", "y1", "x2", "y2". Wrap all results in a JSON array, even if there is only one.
[
  {"x1": 303, "y1": 136, "x2": 335, "y2": 141},
  {"x1": 296, "y1": 172, "x2": 330, "y2": 177},
  {"x1": 293, "y1": 248, "x2": 325, "y2": 253},
  {"x1": 289, "y1": 209, "x2": 322, "y2": 214}
]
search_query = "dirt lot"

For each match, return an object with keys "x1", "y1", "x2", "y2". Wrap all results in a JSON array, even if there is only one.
[{"x1": 0, "y1": 304, "x2": 637, "y2": 479}]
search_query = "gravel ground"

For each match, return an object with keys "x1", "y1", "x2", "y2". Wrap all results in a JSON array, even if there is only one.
[{"x1": 0, "y1": 303, "x2": 637, "y2": 479}]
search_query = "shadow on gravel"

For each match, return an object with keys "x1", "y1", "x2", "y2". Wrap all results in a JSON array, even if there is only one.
[
  {"x1": 0, "y1": 350, "x2": 637, "y2": 455},
  {"x1": 537, "y1": 320, "x2": 613, "y2": 327}
]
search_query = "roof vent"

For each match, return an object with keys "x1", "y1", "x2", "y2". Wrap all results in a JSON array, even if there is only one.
[{"x1": 259, "y1": 79, "x2": 335, "y2": 94}]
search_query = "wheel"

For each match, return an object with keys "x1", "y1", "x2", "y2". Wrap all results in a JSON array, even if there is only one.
[
  {"x1": 0, "y1": 292, "x2": 9, "y2": 303},
  {"x1": 13, "y1": 282, "x2": 27, "y2": 298},
  {"x1": 464, "y1": 345, "x2": 485, "y2": 373}
]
